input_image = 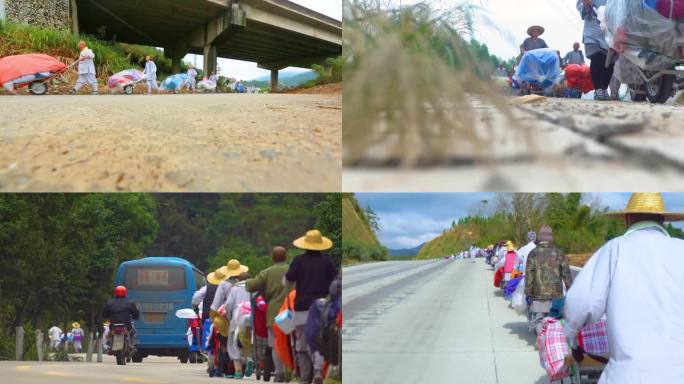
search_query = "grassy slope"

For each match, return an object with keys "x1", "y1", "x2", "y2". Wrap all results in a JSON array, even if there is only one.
[
  {"x1": 416, "y1": 225, "x2": 477, "y2": 260},
  {"x1": 342, "y1": 196, "x2": 380, "y2": 248}
]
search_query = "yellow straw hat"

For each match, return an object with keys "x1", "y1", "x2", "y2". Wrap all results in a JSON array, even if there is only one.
[
  {"x1": 219, "y1": 259, "x2": 249, "y2": 278},
  {"x1": 72, "y1": 322, "x2": 80, "y2": 329},
  {"x1": 293, "y1": 229, "x2": 333, "y2": 251},
  {"x1": 209, "y1": 309, "x2": 229, "y2": 337},
  {"x1": 605, "y1": 193, "x2": 684, "y2": 222},
  {"x1": 206, "y1": 268, "x2": 228, "y2": 285}
]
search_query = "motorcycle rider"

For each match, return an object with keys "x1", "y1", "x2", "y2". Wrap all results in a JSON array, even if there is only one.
[{"x1": 102, "y1": 285, "x2": 140, "y2": 354}]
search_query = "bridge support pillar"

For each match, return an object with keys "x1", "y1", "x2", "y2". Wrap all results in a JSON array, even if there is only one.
[
  {"x1": 271, "y1": 69, "x2": 279, "y2": 92},
  {"x1": 203, "y1": 45, "x2": 218, "y2": 77},
  {"x1": 70, "y1": 0, "x2": 79, "y2": 36}
]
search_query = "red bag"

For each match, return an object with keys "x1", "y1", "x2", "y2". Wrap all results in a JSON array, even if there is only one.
[
  {"x1": 493, "y1": 267, "x2": 504, "y2": 288},
  {"x1": 658, "y1": 0, "x2": 684, "y2": 19},
  {"x1": 565, "y1": 64, "x2": 594, "y2": 94}
]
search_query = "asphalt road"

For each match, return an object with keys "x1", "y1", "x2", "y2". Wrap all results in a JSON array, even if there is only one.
[
  {"x1": 0, "y1": 355, "x2": 260, "y2": 384},
  {"x1": 344, "y1": 96, "x2": 684, "y2": 191},
  {"x1": 343, "y1": 259, "x2": 548, "y2": 384},
  {"x1": 0, "y1": 93, "x2": 341, "y2": 192}
]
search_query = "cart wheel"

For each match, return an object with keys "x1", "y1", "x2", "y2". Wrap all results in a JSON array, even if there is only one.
[
  {"x1": 124, "y1": 85, "x2": 134, "y2": 95},
  {"x1": 29, "y1": 81, "x2": 48, "y2": 95},
  {"x1": 646, "y1": 74, "x2": 675, "y2": 104},
  {"x1": 628, "y1": 84, "x2": 647, "y2": 102},
  {"x1": 189, "y1": 351, "x2": 197, "y2": 364}
]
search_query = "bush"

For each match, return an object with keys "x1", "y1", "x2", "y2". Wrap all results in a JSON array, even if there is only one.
[{"x1": 342, "y1": 240, "x2": 389, "y2": 263}]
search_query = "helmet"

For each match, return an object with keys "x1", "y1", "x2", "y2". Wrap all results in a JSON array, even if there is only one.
[{"x1": 114, "y1": 285, "x2": 127, "y2": 298}]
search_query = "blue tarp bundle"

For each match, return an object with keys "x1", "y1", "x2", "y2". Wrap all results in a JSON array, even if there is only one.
[
  {"x1": 160, "y1": 73, "x2": 188, "y2": 92},
  {"x1": 514, "y1": 48, "x2": 562, "y2": 89},
  {"x1": 504, "y1": 276, "x2": 524, "y2": 299}
]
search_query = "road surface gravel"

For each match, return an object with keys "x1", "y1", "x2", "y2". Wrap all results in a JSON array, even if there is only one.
[{"x1": 0, "y1": 93, "x2": 341, "y2": 192}]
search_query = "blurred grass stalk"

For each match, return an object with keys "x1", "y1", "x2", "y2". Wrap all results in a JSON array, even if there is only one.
[{"x1": 343, "y1": 0, "x2": 529, "y2": 167}]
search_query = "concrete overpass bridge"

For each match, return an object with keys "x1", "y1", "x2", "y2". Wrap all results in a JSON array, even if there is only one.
[{"x1": 71, "y1": 0, "x2": 342, "y2": 89}]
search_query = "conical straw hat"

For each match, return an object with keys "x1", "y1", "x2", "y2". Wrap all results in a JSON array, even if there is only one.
[{"x1": 605, "y1": 193, "x2": 684, "y2": 222}]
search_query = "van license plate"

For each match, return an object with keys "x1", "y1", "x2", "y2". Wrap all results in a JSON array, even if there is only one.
[{"x1": 145, "y1": 313, "x2": 165, "y2": 323}]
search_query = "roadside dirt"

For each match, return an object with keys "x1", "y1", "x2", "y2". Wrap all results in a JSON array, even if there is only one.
[
  {"x1": 0, "y1": 93, "x2": 341, "y2": 192},
  {"x1": 286, "y1": 82, "x2": 342, "y2": 95}
]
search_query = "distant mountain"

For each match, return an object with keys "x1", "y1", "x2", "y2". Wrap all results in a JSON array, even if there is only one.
[
  {"x1": 389, "y1": 243, "x2": 425, "y2": 257},
  {"x1": 249, "y1": 70, "x2": 318, "y2": 87}
]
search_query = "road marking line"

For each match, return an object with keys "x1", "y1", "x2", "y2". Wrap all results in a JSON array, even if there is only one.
[
  {"x1": 122, "y1": 377, "x2": 167, "y2": 384},
  {"x1": 45, "y1": 370, "x2": 77, "y2": 377},
  {"x1": 15, "y1": 365, "x2": 31, "y2": 371}
]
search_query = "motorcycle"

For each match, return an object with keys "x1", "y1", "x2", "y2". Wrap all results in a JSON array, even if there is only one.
[{"x1": 110, "y1": 323, "x2": 133, "y2": 365}]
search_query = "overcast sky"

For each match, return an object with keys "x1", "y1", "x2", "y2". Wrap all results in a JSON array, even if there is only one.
[
  {"x1": 185, "y1": 0, "x2": 342, "y2": 80},
  {"x1": 356, "y1": 193, "x2": 684, "y2": 250},
  {"x1": 386, "y1": 0, "x2": 585, "y2": 60}
]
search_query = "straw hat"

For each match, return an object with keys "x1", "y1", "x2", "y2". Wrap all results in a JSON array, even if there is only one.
[
  {"x1": 72, "y1": 322, "x2": 80, "y2": 329},
  {"x1": 507, "y1": 242, "x2": 515, "y2": 252},
  {"x1": 219, "y1": 259, "x2": 249, "y2": 278},
  {"x1": 293, "y1": 229, "x2": 333, "y2": 251},
  {"x1": 209, "y1": 309, "x2": 229, "y2": 337},
  {"x1": 206, "y1": 268, "x2": 228, "y2": 285},
  {"x1": 527, "y1": 25, "x2": 545, "y2": 36},
  {"x1": 605, "y1": 193, "x2": 684, "y2": 222}
]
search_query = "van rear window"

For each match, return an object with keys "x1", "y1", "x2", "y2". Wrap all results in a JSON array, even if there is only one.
[{"x1": 124, "y1": 266, "x2": 186, "y2": 290}]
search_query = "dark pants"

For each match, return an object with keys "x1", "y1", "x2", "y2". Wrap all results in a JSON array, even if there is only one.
[{"x1": 589, "y1": 52, "x2": 615, "y2": 90}]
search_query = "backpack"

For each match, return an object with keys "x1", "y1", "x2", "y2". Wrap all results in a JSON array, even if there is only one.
[{"x1": 317, "y1": 298, "x2": 340, "y2": 365}]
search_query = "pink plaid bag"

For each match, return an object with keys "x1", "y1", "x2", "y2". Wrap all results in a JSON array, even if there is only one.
[
  {"x1": 578, "y1": 317, "x2": 609, "y2": 355},
  {"x1": 538, "y1": 318, "x2": 571, "y2": 381},
  {"x1": 538, "y1": 317, "x2": 610, "y2": 381}
]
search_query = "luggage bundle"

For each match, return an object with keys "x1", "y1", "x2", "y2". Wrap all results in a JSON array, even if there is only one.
[
  {"x1": 513, "y1": 48, "x2": 563, "y2": 91},
  {"x1": 605, "y1": 0, "x2": 684, "y2": 82},
  {"x1": 537, "y1": 317, "x2": 609, "y2": 381},
  {"x1": 564, "y1": 64, "x2": 594, "y2": 94}
]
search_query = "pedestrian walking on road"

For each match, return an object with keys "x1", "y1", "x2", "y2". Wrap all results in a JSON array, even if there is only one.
[
  {"x1": 524, "y1": 226, "x2": 573, "y2": 335},
  {"x1": 563, "y1": 42, "x2": 586, "y2": 66},
  {"x1": 224, "y1": 271, "x2": 255, "y2": 380},
  {"x1": 186, "y1": 64, "x2": 198, "y2": 93},
  {"x1": 70, "y1": 322, "x2": 84, "y2": 353},
  {"x1": 72, "y1": 41, "x2": 98, "y2": 95},
  {"x1": 193, "y1": 267, "x2": 228, "y2": 375},
  {"x1": 143, "y1": 55, "x2": 158, "y2": 94},
  {"x1": 522, "y1": 25, "x2": 549, "y2": 52},
  {"x1": 503, "y1": 241, "x2": 517, "y2": 282},
  {"x1": 564, "y1": 193, "x2": 684, "y2": 383},
  {"x1": 285, "y1": 230, "x2": 338, "y2": 384},
  {"x1": 577, "y1": 0, "x2": 614, "y2": 101},
  {"x1": 48, "y1": 325, "x2": 62, "y2": 350},
  {"x1": 246, "y1": 246, "x2": 290, "y2": 382}
]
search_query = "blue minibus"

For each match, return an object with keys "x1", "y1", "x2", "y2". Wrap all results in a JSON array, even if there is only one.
[{"x1": 114, "y1": 256, "x2": 205, "y2": 363}]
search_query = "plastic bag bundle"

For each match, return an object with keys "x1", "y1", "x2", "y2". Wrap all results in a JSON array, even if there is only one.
[
  {"x1": 160, "y1": 73, "x2": 189, "y2": 92},
  {"x1": 513, "y1": 48, "x2": 562, "y2": 89},
  {"x1": 198, "y1": 79, "x2": 217, "y2": 92},
  {"x1": 504, "y1": 276, "x2": 523, "y2": 300},
  {"x1": 107, "y1": 69, "x2": 144, "y2": 93},
  {"x1": 564, "y1": 64, "x2": 594, "y2": 93},
  {"x1": 604, "y1": 0, "x2": 684, "y2": 76},
  {"x1": 511, "y1": 277, "x2": 528, "y2": 315}
]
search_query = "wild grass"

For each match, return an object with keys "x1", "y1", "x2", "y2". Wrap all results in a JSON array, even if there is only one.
[{"x1": 343, "y1": 0, "x2": 530, "y2": 167}]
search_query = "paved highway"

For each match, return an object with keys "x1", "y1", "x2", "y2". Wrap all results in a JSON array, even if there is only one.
[
  {"x1": 343, "y1": 259, "x2": 548, "y2": 384},
  {"x1": 0, "y1": 355, "x2": 258, "y2": 384}
]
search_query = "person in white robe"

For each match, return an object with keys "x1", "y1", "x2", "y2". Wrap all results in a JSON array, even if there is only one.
[
  {"x1": 72, "y1": 41, "x2": 98, "y2": 95},
  {"x1": 564, "y1": 193, "x2": 684, "y2": 384},
  {"x1": 143, "y1": 55, "x2": 158, "y2": 94}
]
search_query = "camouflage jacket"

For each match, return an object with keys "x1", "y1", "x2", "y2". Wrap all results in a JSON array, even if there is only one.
[{"x1": 524, "y1": 242, "x2": 573, "y2": 301}]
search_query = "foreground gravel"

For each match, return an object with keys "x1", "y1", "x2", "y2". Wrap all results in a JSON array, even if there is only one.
[
  {"x1": 344, "y1": 96, "x2": 684, "y2": 191},
  {"x1": 0, "y1": 93, "x2": 341, "y2": 192}
]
